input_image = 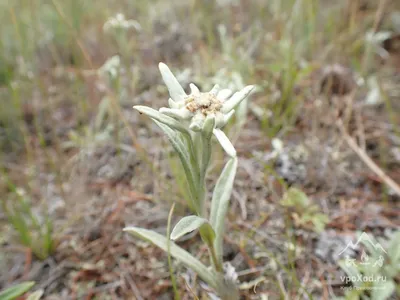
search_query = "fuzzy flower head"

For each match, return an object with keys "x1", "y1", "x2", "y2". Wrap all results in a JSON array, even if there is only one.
[
  {"x1": 158, "y1": 63, "x2": 254, "y2": 156},
  {"x1": 158, "y1": 62, "x2": 253, "y2": 131},
  {"x1": 134, "y1": 63, "x2": 254, "y2": 157}
]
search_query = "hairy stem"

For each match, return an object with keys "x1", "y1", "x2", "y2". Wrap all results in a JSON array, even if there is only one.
[{"x1": 210, "y1": 244, "x2": 223, "y2": 272}]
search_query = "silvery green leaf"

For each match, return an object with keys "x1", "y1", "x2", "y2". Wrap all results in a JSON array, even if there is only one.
[
  {"x1": 338, "y1": 260, "x2": 363, "y2": 288},
  {"x1": 221, "y1": 110, "x2": 235, "y2": 127},
  {"x1": 0, "y1": 282, "x2": 35, "y2": 300},
  {"x1": 168, "y1": 98, "x2": 179, "y2": 109},
  {"x1": 200, "y1": 115, "x2": 215, "y2": 181},
  {"x1": 133, "y1": 106, "x2": 188, "y2": 133},
  {"x1": 235, "y1": 98, "x2": 248, "y2": 128},
  {"x1": 189, "y1": 113, "x2": 205, "y2": 132},
  {"x1": 214, "y1": 112, "x2": 225, "y2": 128},
  {"x1": 124, "y1": 227, "x2": 216, "y2": 288},
  {"x1": 189, "y1": 122, "x2": 201, "y2": 132},
  {"x1": 359, "y1": 232, "x2": 381, "y2": 257},
  {"x1": 159, "y1": 63, "x2": 186, "y2": 102},
  {"x1": 371, "y1": 280, "x2": 395, "y2": 300},
  {"x1": 190, "y1": 83, "x2": 200, "y2": 95},
  {"x1": 154, "y1": 120, "x2": 200, "y2": 213},
  {"x1": 209, "y1": 84, "x2": 220, "y2": 95},
  {"x1": 387, "y1": 231, "x2": 400, "y2": 265},
  {"x1": 160, "y1": 107, "x2": 192, "y2": 120},
  {"x1": 171, "y1": 215, "x2": 215, "y2": 246},
  {"x1": 213, "y1": 129, "x2": 236, "y2": 157},
  {"x1": 365, "y1": 30, "x2": 392, "y2": 44},
  {"x1": 192, "y1": 131, "x2": 202, "y2": 165},
  {"x1": 221, "y1": 85, "x2": 254, "y2": 113},
  {"x1": 209, "y1": 157, "x2": 238, "y2": 262},
  {"x1": 217, "y1": 89, "x2": 233, "y2": 101}
]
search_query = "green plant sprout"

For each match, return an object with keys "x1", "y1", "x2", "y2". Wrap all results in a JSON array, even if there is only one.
[
  {"x1": 281, "y1": 187, "x2": 329, "y2": 233},
  {"x1": 124, "y1": 63, "x2": 254, "y2": 299},
  {"x1": 1, "y1": 172, "x2": 54, "y2": 260},
  {"x1": 0, "y1": 281, "x2": 35, "y2": 300}
]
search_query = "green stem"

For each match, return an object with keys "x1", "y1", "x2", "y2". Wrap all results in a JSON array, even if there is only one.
[
  {"x1": 208, "y1": 242, "x2": 223, "y2": 272},
  {"x1": 167, "y1": 203, "x2": 181, "y2": 300},
  {"x1": 184, "y1": 132, "x2": 201, "y2": 207}
]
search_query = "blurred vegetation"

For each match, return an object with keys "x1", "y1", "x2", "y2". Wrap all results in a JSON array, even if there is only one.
[{"x1": 0, "y1": 0, "x2": 399, "y2": 299}]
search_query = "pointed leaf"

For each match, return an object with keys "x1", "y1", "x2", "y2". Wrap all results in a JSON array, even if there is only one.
[
  {"x1": 189, "y1": 83, "x2": 200, "y2": 95},
  {"x1": 236, "y1": 98, "x2": 249, "y2": 128},
  {"x1": 159, "y1": 107, "x2": 192, "y2": 120},
  {"x1": 209, "y1": 157, "x2": 238, "y2": 262},
  {"x1": 0, "y1": 282, "x2": 35, "y2": 300},
  {"x1": 213, "y1": 129, "x2": 236, "y2": 157},
  {"x1": 217, "y1": 89, "x2": 233, "y2": 101},
  {"x1": 171, "y1": 215, "x2": 215, "y2": 246},
  {"x1": 221, "y1": 85, "x2": 254, "y2": 113},
  {"x1": 133, "y1": 106, "x2": 188, "y2": 133},
  {"x1": 371, "y1": 280, "x2": 395, "y2": 300},
  {"x1": 168, "y1": 98, "x2": 179, "y2": 109},
  {"x1": 124, "y1": 227, "x2": 216, "y2": 288},
  {"x1": 154, "y1": 120, "x2": 200, "y2": 213},
  {"x1": 200, "y1": 115, "x2": 215, "y2": 182},
  {"x1": 387, "y1": 231, "x2": 400, "y2": 264},
  {"x1": 159, "y1": 63, "x2": 186, "y2": 102},
  {"x1": 221, "y1": 110, "x2": 235, "y2": 127},
  {"x1": 209, "y1": 84, "x2": 220, "y2": 95}
]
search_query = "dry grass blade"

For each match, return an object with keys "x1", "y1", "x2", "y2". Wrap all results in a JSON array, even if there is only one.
[{"x1": 337, "y1": 119, "x2": 400, "y2": 197}]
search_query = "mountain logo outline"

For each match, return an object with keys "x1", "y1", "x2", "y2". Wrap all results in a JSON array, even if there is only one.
[{"x1": 338, "y1": 232, "x2": 387, "y2": 256}]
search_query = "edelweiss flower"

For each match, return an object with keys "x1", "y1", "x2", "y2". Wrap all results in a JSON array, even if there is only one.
[{"x1": 156, "y1": 63, "x2": 254, "y2": 157}]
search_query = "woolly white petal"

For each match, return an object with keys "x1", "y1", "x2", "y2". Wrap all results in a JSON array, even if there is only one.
[
  {"x1": 160, "y1": 107, "x2": 192, "y2": 120},
  {"x1": 168, "y1": 98, "x2": 179, "y2": 109},
  {"x1": 217, "y1": 89, "x2": 233, "y2": 101},
  {"x1": 189, "y1": 83, "x2": 200, "y2": 95},
  {"x1": 202, "y1": 114, "x2": 216, "y2": 132},
  {"x1": 133, "y1": 105, "x2": 187, "y2": 133},
  {"x1": 213, "y1": 128, "x2": 236, "y2": 157},
  {"x1": 171, "y1": 98, "x2": 186, "y2": 109},
  {"x1": 221, "y1": 110, "x2": 235, "y2": 127},
  {"x1": 189, "y1": 113, "x2": 205, "y2": 131},
  {"x1": 214, "y1": 112, "x2": 225, "y2": 128},
  {"x1": 159, "y1": 62, "x2": 186, "y2": 102},
  {"x1": 209, "y1": 84, "x2": 220, "y2": 95},
  {"x1": 189, "y1": 123, "x2": 201, "y2": 131},
  {"x1": 221, "y1": 85, "x2": 254, "y2": 113}
]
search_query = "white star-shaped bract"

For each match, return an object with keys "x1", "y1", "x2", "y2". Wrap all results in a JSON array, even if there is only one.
[{"x1": 154, "y1": 63, "x2": 254, "y2": 157}]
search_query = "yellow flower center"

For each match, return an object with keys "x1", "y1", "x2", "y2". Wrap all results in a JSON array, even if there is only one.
[{"x1": 185, "y1": 93, "x2": 223, "y2": 116}]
